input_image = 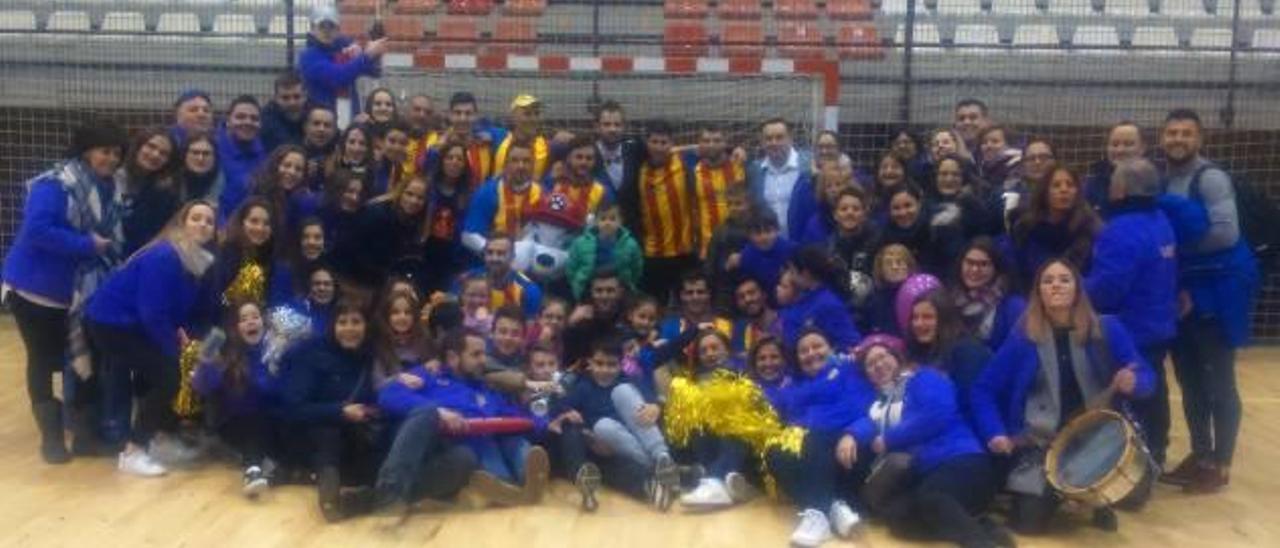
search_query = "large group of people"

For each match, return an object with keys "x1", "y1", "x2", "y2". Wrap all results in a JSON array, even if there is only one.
[{"x1": 0, "y1": 9, "x2": 1265, "y2": 548}]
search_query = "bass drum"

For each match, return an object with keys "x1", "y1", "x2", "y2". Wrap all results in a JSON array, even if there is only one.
[{"x1": 1044, "y1": 409, "x2": 1153, "y2": 507}]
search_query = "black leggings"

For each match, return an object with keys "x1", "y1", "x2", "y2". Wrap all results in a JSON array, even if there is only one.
[
  {"x1": 882, "y1": 454, "x2": 997, "y2": 547},
  {"x1": 767, "y1": 430, "x2": 854, "y2": 511},
  {"x1": 87, "y1": 321, "x2": 178, "y2": 447},
  {"x1": 309, "y1": 423, "x2": 384, "y2": 487},
  {"x1": 8, "y1": 292, "x2": 68, "y2": 406}
]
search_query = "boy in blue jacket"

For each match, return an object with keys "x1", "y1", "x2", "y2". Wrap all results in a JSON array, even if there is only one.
[
  {"x1": 298, "y1": 6, "x2": 386, "y2": 124},
  {"x1": 555, "y1": 336, "x2": 680, "y2": 510},
  {"x1": 736, "y1": 208, "x2": 795, "y2": 302},
  {"x1": 379, "y1": 329, "x2": 549, "y2": 507}
]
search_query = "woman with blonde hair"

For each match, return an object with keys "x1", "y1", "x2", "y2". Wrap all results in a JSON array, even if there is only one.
[
  {"x1": 970, "y1": 258, "x2": 1154, "y2": 534},
  {"x1": 85, "y1": 200, "x2": 219, "y2": 477}
]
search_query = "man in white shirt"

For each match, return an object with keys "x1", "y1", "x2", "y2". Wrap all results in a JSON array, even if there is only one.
[{"x1": 746, "y1": 118, "x2": 816, "y2": 241}]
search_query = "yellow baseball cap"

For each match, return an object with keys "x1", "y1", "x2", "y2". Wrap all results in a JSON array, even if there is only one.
[{"x1": 510, "y1": 94, "x2": 541, "y2": 111}]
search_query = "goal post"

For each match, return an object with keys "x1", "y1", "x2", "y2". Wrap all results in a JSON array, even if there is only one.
[{"x1": 375, "y1": 52, "x2": 838, "y2": 148}]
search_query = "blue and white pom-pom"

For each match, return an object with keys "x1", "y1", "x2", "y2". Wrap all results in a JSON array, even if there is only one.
[{"x1": 264, "y1": 305, "x2": 312, "y2": 375}]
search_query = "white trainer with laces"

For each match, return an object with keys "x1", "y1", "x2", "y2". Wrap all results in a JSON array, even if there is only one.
[
  {"x1": 118, "y1": 449, "x2": 168, "y2": 477},
  {"x1": 679, "y1": 478, "x2": 733, "y2": 509},
  {"x1": 790, "y1": 508, "x2": 832, "y2": 547},
  {"x1": 725, "y1": 471, "x2": 757, "y2": 502},
  {"x1": 828, "y1": 499, "x2": 861, "y2": 538}
]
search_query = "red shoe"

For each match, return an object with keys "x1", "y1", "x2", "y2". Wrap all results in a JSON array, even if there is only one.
[
  {"x1": 1160, "y1": 454, "x2": 1203, "y2": 486},
  {"x1": 1183, "y1": 463, "x2": 1229, "y2": 494}
]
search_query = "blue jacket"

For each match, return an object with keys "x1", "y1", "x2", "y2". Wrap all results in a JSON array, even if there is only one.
[
  {"x1": 280, "y1": 337, "x2": 376, "y2": 425},
  {"x1": 192, "y1": 342, "x2": 285, "y2": 418},
  {"x1": 847, "y1": 368, "x2": 984, "y2": 474},
  {"x1": 559, "y1": 374, "x2": 656, "y2": 427},
  {"x1": 738, "y1": 237, "x2": 795, "y2": 300},
  {"x1": 215, "y1": 127, "x2": 267, "y2": 224},
  {"x1": 800, "y1": 208, "x2": 834, "y2": 245},
  {"x1": 969, "y1": 316, "x2": 1155, "y2": 443},
  {"x1": 754, "y1": 375, "x2": 793, "y2": 421},
  {"x1": 85, "y1": 241, "x2": 204, "y2": 358},
  {"x1": 379, "y1": 365, "x2": 531, "y2": 421},
  {"x1": 780, "y1": 286, "x2": 862, "y2": 351},
  {"x1": 298, "y1": 34, "x2": 381, "y2": 117},
  {"x1": 259, "y1": 100, "x2": 304, "y2": 154},
  {"x1": 746, "y1": 149, "x2": 817, "y2": 241},
  {"x1": 2, "y1": 177, "x2": 102, "y2": 305},
  {"x1": 774, "y1": 355, "x2": 875, "y2": 433},
  {"x1": 1086, "y1": 201, "x2": 1178, "y2": 347}
]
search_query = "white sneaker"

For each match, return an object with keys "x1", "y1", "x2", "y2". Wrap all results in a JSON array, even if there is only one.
[
  {"x1": 118, "y1": 449, "x2": 168, "y2": 477},
  {"x1": 242, "y1": 465, "x2": 269, "y2": 498},
  {"x1": 828, "y1": 500, "x2": 861, "y2": 538},
  {"x1": 790, "y1": 508, "x2": 832, "y2": 547},
  {"x1": 725, "y1": 471, "x2": 757, "y2": 502},
  {"x1": 679, "y1": 479, "x2": 733, "y2": 509}
]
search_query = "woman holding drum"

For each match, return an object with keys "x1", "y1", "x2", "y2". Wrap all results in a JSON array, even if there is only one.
[{"x1": 970, "y1": 258, "x2": 1154, "y2": 534}]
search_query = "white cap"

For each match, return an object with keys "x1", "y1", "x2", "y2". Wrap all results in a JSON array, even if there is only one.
[{"x1": 312, "y1": 5, "x2": 339, "y2": 26}]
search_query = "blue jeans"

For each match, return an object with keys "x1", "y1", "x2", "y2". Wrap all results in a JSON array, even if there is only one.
[{"x1": 473, "y1": 434, "x2": 531, "y2": 483}]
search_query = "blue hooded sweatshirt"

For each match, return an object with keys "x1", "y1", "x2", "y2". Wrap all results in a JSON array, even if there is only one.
[
  {"x1": 85, "y1": 241, "x2": 204, "y2": 358},
  {"x1": 3, "y1": 176, "x2": 104, "y2": 305},
  {"x1": 780, "y1": 286, "x2": 862, "y2": 352},
  {"x1": 1086, "y1": 199, "x2": 1179, "y2": 347},
  {"x1": 847, "y1": 368, "x2": 984, "y2": 474},
  {"x1": 215, "y1": 126, "x2": 266, "y2": 224},
  {"x1": 773, "y1": 354, "x2": 875, "y2": 433},
  {"x1": 298, "y1": 34, "x2": 381, "y2": 117}
]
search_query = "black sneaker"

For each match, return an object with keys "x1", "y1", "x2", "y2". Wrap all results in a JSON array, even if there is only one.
[
  {"x1": 1091, "y1": 507, "x2": 1118, "y2": 533},
  {"x1": 575, "y1": 463, "x2": 603, "y2": 512},
  {"x1": 651, "y1": 454, "x2": 678, "y2": 512},
  {"x1": 242, "y1": 465, "x2": 269, "y2": 499}
]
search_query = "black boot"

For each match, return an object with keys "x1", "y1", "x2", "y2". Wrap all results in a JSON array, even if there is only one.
[
  {"x1": 317, "y1": 467, "x2": 344, "y2": 522},
  {"x1": 33, "y1": 400, "x2": 71, "y2": 464},
  {"x1": 1092, "y1": 507, "x2": 1119, "y2": 532}
]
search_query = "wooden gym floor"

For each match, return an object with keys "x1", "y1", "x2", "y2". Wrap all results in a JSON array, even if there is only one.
[{"x1": 0, "y1": 315, "x2": 1276, "y2": 548}]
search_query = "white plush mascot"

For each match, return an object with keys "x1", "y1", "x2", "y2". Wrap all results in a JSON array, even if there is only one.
[{"x1": 513, "y1": 190, "x2": 589, "y2": 282}]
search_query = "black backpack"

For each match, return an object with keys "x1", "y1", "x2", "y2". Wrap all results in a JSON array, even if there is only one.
[{"x1": 1190, "y1": 163, "x2": 1280, "y2": 273}]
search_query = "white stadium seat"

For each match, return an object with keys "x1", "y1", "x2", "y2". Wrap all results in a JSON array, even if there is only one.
[
  {"x1": 1131, "y1": 25, "x2": 1179, "y2": 47},
  {"x1": 1013, "y1": 24, "x2": 1061, "y2": 46},
  {"x1": 1073, "y1": 25, "x2": 1122, "y2": 49},
  {"x1": 1049, "y1": 0, "x2": 1096, "y2": 14},
  {"x1": 954, "y1": 23, "x2": 1001, "y2": 46},
  {"x1": 895, "y1": 23, "x2": 942, "y2": 45},
  {"x1": 1162, "y1": 0, "x2": 1211, "y2": 16},
  {"x1": 0, "y1": 10, "x2": 37, "y2": 31},
  {"x1": 101, "y1": 12, "x2": 148, "y2": 33},
  {"x1": 1254, "y1": 28, "x2": 1280, "y2": 49},
  {"x1": 268, "y1": 15, "x2": 311, "y2": 36},
  {"x1": 157, "y1": 12, "x2": 202, "y2": 33},
  {"x1": 213, "y1": 13, "x2": 259, "y2": 34},
  {"x1": 992, "y1": 0, "x2": 1042, "y2": 13},
  {"x1": 1189, "y1": 27, "x2": 1234, "y2": 48},
  {"x1": 46, "y1": 11, "x2": 92, "y2": 32},
  {"x1": 1105, "y1": 0, "x2": 1152, "y2": 15},
  {"x1": 881, "y1": 0, "x2": 911, "y2": 14},
  {"x1": 935, "y1": 0, "x2": 985, "y2": 14}
]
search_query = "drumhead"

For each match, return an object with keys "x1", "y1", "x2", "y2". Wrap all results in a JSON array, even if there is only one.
[{"x1": 1054, "y1": 415, "x2": 1127, "y2": 490}]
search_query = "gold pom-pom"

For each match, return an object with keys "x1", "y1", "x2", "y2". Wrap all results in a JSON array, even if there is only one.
[
  {"x1": 222, "y1": 258, "x2": 266, "y2": 306},
  {"x1": 663, "y1": 369, "x2": 805, "y2": 496},
  {"x1": 172, "y1": 340, "x2": 202, "y2": 419}
]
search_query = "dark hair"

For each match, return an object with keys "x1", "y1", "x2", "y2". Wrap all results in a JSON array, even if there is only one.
[
  {"x1": 449, "y1": 91, "x2": 477, "y2": 109},
  {"x1": 590, "y1": 266, "x2": 621, "y2": 286},
  {"x1": 932, "y1": 153, "x2": 984, "y2": 197},
  {"x1": 1165, "y1": 108, "x2": 1203, "y2": 130},
  {"x1": 816, "y1": 129, "x2": 841, "y2": 147},
  {"x1": 374, "y1": 288, "x2": 433, "y2": 378},
  {"x1": 588, "y1": 335, "x2": 624, "y2": 358},
  {"x1": 364, "y1": 87, "x2": 398, "y2": 118},
  {"x1": 329, "y1": 298, "x2": 372, "y2": 345},
  {"x1": 595, "y1": 100, "x2": 624, "y2": 121},
  {"x1": 976, "y1": 124, "x2": 1010, "y2": 147},
  {"x1": 1012, "y1": 165, "x2": 1101, "y2": 267},
  {"x1": 429, "y1": 300, "x2": 464, "y2": 335},
  {"x1": 443, "y1": 327, "x2": 486, "y2": 357},
  {"x1": 746, "y1": 335, "x2": 788, "y2": 380},
  {"x1": 566, "y1": 133, "x2": 595, "y2": 153},
  {"x1": 788, "y1": 244, "x2": 848, "y2": 299},
  {"x1": 428, "y1": 140, "x2": 474, "y2": 213},
  {"x1": 123, "y1": 127, "x2": 178, "y2": 186},
  {"x1": 273, "y1": 71, "x2": 303, "y2": 93},
  {"x1": 492, "y1": 304, "x2": 526, "y2": 330},
  {"x1": 951, "y1": 236, "x2": 1009, "y2": 293},
  {"x1": 322, "y1": 168, "x2": 369, "y2": 211},
  {"x1": 252, "y1": 144, "x2": 307, "y2": 245},
  {"x1": 955, "y1": 98, "x2": 988, "y2": 115},
  {"x1": 304, "y1": 104, "x2": 336, "y2": 124},
  {"x1": 221, "y1": 196, "x2": 278, "y2": 262},
  {"x1": 746, "y1": 207, "x2": 780, "y2": 232},
  {"x1": 506, "y1": 136, "x2": 534, "y2": 155},
  {"x1": 326, "y1": 124, "x2": 375, "y2": 177},
  {"x1": 596, "y1": 196, "x2": 621, "y2": 215},
  {"x1": 625, "y1": 293, "x2": 661, "y2": 316},
  {"x1": 646, "y1": 120, "x2": 674, "y2": 138},
  {"x1": 680, "y1": 269, "x2": 711, "y2": 291},
  {"x1": 886, "y1": 183, "x2": 926, "y2": 218},
  {"x1": 760, "y1": 117, "x2": 789, "y2": 132},
  {"x1": 905, "y1": 289, "x2": 966, "y2": 365},
  {"x1": 227, "y1": 94, "x2": 261, "y2": 113},
  {"x1": 176, "y1": 131, "x2": 220, "y2": 202},
  {"x1": 67, "y1": 117, "x2": 128, "y2": 159},
  {"x1": 373, "y1": 118, "x2": 412, "y2": 139},
  {"x1": 791, "y1": 326, "x2": 831, "y2": 363},
  {"x1": 219, "y1": 300, "x2": 263, "y2": 393}
]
